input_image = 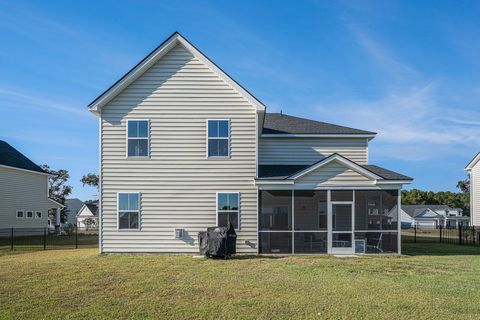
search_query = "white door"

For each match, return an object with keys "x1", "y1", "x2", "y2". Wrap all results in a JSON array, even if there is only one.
[{"x1": 329, "y1": 202, "x2": 354, "y2": 254}]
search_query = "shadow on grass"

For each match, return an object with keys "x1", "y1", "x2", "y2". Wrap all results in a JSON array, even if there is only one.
[{"x1": 402, "y1": 242, "x2": 480, "y2": 256}]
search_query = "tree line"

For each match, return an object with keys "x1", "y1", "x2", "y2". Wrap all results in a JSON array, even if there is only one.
[{"x1": 401, "y1": 178, "x2": 470, "y2": 216}]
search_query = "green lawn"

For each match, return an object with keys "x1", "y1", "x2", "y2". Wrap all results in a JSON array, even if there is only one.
[{"x1": 1, "y1": 243, "x2": 480, "y2": 319}]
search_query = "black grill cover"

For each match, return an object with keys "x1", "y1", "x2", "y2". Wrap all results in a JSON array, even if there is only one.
[{"x1": 198, "y1": 223, "x2": 237, "y2": 258}]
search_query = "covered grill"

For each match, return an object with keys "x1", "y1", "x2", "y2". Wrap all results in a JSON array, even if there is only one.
[{"x1": 198, "y1": 223, "x2": 237, "y2": 258}]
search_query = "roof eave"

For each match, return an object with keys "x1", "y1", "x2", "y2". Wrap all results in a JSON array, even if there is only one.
[
  {"x1": 88, "y1": 32, "x2": 266, "y2": 115},
  {"x1": 261, "y1": 133, "x2": 376, "y2": 139},
  {"x1": 465, "y1": 152, "x2": 480, "y2": 171}
]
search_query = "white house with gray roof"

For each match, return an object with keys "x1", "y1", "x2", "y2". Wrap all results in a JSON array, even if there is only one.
[
  {"x1": 89, "y1": 32, "x2": 413, "y2": 255},
  {"x1": 0, "y1": 141, "x2": 62, "y2": 232},
  {"x1": 400, "y1": 205, "x2": 468, "y2": 229}
]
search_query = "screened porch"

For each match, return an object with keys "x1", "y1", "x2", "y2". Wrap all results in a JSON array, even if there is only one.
[{"x1": 258, "y1": 189, "x2": 400, "y2": 254}]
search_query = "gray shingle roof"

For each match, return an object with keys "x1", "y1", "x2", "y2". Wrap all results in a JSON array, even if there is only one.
[
  {"x1": 401, "y1": 205, "x2": 450, "y2": 218},
  {"x1": 362, "y1": 165, "x2": 412, "y2": 181},
  {"x1": 262, "y1": 113, "x2": 376, "y2": 135},
  {"x1": 258, "y1": 161, "x2": 412, "y2": 181},
  {"x1": 0, "y1": 141, "x2": 47, "y2": 174}
]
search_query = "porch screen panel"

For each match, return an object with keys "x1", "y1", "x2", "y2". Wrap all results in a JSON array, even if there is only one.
[
  {"x1": 259, "y1": 232, "x2": 292, "y2": 254},
  {"x1": 294, "y1": 190, "x2": 327, "y2": 231},
  {"x1": 355, "y1": 190, "x2": 398, "y2": 230},
  {"x1": 294, "y1": 232, "x2": 327, "y2": 253},
  {"x1": 259, "y1": 190, "x2": 292, "y2": 231}
]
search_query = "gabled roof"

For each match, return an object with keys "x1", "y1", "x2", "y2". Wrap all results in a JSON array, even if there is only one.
[
  {"x1": 88, "y1": 32, "x2": 266, "y2": 115},
  {"x1": 257, "y1": 154, "x2": 412, "y2": 182},
  {"x1": 262, "y1": 113, "x2": 376, "y2": 136},
  {"x1": 465, "y1": 152, "x2": 480, "y2": 171},
  {"x1": 78, "y1": 201, "x2": 99, "y2": 217},
  {"x1": 401, "y1": 205, "x2": 451, "y2": 218},
  {"x1": 0, "y1": 140, "x2": 48, "y2": 175},
  {"x1": 288, "y1": 153, "x2": 381, "y2": 180}
]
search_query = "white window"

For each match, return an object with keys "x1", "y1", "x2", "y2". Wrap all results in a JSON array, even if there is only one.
[
  {"x1": 127, "y1": 120, "x2": 149, "y2": 157},
  {"x1": 118, "y1": 193, "x2": 140, "y2": 230},
  {"x1": 35, "y1": 211, "x2": 42, "y2": 219},
  {"x1": 16, "y1": 210, "x2": 24, "y2": 218},
  {"x1": 217, "y1": 192, "x2": 239, "y2": 229},
  {"x1": 26, "y1": 211, "x2": 33, "y2": 219},
  {"x1": 207, "y1": 120, "x2": 229, "y2": 157}
]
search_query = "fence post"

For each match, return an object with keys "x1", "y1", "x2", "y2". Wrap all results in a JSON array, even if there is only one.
[
  {"x1": 10, "y1": 228, "x2": 13, "y2": 251},
  {"x1": 439, "y1": 225, "x2": 442, "y2": 243},
  {"x1": 459, "y1": 226, "x2": 462, "y2": 245},
  {"x1": 472, "y1": 226, "x2": 475, "y2": 246},
  {"x1": 75, "y1": 225, "x2": 78, "y2": 249},
  {"x1": 43, "y1": 227, "x2": 47, "y2": 250},
  {"x1": 414, "y1": 224, "x2": 417, "y2": 243}
]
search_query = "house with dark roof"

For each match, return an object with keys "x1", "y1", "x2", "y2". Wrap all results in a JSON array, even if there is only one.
[
  {"x1": 64, "y1": 198, "x2": 84, "y2": 226},
  {"x1": 400, "y1": 205, "x2": 469, "y2": 229},
  {"x1": 0, "y1": 141, "x2": 63, "y2": 230},
  {"x1": 88, "y1": 32, "x2": 413, "y2": 255},
  {"x1": 76, "y1": 201, "x2": 98, "y2": 230}
]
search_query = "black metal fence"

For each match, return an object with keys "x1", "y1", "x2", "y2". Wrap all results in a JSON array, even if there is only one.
[
  {"x1": 402, "y1": 225, "x2": 480, "y2": 246},
  {"x1": 0, "y1": 227, "x2": 98, "y2": 251}
]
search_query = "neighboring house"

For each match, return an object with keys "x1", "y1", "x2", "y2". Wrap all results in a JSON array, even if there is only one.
[
  {"x1": 400, "y1": 205, "x2": 469, "y2": 229},
  {"x1": 77, "y1": 202, "x2": 99, "y2": 229},
  {"x1": 88, "y1": 32, "x2": 413, "y2": 255},
  {"x1": 466, "y1": 153, "x2": 480, "y2": 226},
  {"x1": 64, "y1": 198, "x2": 84, "y2": 226},
  {"x1": 0, "y1": 141, "x2": 63, "y2": 231}
]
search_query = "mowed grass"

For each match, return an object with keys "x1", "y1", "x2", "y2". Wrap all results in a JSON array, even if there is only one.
[{"x1": 1, "y1": 244, "x2": 480, "y2": 320}]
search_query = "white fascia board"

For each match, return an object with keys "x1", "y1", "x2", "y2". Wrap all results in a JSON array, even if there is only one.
[
  {"x1": 88, "y1": 35, "x2": 178, "y2": 115},
  {"x1": 178, "y1": 36, "x2": 266, "y2": 112},
  {"x1": 261, "y1": 134, "x2": 376, "y2": 139},
  {"x1": 88, "y1": 33, "x2": 266, "y2": 115},
  {"x1": 289, "y1": 154, "x2": 382, "y2": 181},
  {"x1": 48, "y1": 198, "x2": 64, "y2": 208},
  {"x1": 375, "y1": 179, "x2": 413, "y2": 185},
  {"x1": 465, "y1": 152, "x2": 480, "y2": 171},
  {"x1": 255, "y1": 180, "x2": 294, "y2": 185}
]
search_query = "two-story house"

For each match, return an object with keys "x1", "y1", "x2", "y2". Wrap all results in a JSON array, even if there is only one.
[
  {"x1": 89, "y1": 32, "x2": 412, "y2": 255},
  {"x1": 0, "y1": 140, "x2": 63, "y2": 233}
]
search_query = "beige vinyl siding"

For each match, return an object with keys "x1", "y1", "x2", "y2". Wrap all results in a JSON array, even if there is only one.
[
  {"x1": 471, "y1": 164, "x2": 480, "y2": 226},
  {"x1": 259, "y1": 137, "x2": 368, "y2": 165},
  {"x1": 100, "y1": 43, "x2": 257, "y2": 253},
  {"x1": 294, "y1": 161, "x2": 373, "y2": 189},
  {"x1": 0, "y1": 166, "x2": 54, "y2": 228}
]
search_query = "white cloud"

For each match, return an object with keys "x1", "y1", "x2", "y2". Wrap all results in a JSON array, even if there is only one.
[
  {"x1": 314, "y1": 83, "x2": 480, "y2": 161},
  {"x1": 0, "y1": 87, "x2": 90, "y2": 118}
]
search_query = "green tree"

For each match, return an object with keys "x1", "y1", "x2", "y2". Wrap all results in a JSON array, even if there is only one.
[
  {"x1": 82, "y1": 217, "x2": 96, "y2": 231},
  {"x1": 41, "y1": 164, "x2": 73, "y2": 223},
  {"x1": 81, "y1": 173, "x2": 99, "y2": 188}
]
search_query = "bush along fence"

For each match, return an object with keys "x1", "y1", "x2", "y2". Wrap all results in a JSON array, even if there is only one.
[
  {"x1": 0, "y1": 227, "x2": 98, "y2": 251},
  {"x1": 402, "y1": 225, "x2": 480, "y2": 247}
]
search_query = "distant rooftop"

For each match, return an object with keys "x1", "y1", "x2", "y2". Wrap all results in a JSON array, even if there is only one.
[
  {"x1": 262, "y1": 113, "x2": 376, "y2": 135},
  {"x1": 0, "y1": 140, "x2": 47, "y2": 174}
]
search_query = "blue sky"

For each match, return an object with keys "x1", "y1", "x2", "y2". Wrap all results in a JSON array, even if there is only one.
[{"x1": 1, "y1": 0, "x2": 479, "y2": 200}]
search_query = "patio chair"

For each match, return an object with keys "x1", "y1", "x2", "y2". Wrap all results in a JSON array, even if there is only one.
[{"x1": 366, "y1": 233, "x2": 383, "y2": 253}]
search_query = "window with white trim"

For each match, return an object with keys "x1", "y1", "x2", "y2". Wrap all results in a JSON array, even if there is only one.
[
  {"x1": 217, "y1": 193, "x2": 239, "y2": 229},
  {"x1": 26, "y1": 211, "x2": 33, "y2": 219},
  {"x1": 16, "y1": 210, "x2": 24, "y2": 218},
  {"x1": 127, "y1": 120, "x2": 149, "y2": 157},
  {"x1": 35, "y1": 211, "x2": 42, "y2": 219},
  {"x1": 118, "y1": 193, "x2": 140, "y2": 230},
  {"x1": 208, "y1": 120, "x2": 229, "y2": 157}
]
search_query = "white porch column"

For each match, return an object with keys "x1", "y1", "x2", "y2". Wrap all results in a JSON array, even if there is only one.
[
  {"x1": 397, "y1": 190, "x2": 402, "y2": 255},
  {"x1": 55, "y1": 207, "x2": 61, "y2": 235}
]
